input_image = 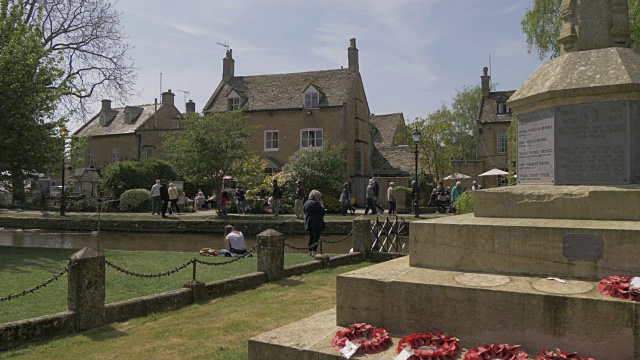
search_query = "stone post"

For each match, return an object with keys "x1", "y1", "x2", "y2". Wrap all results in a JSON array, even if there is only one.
[
  {"x1": 183, "y1": 280, "x2": 206, "y2": 302},
  {"x1": 352, "y1": 217, "x2": 371, "y2": 260},
  {"x1": 68, "y1": 248, "x2": 105, "y2": 332},
  {"x1": 257, "y1": 229, "x2": 285, "y2": 281},
  {"x1": 314, "y1": 254, "x2": 331, "y2": 268}
]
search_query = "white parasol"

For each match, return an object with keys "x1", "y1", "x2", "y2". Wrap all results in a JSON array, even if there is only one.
[
  {"x1": 479, "y1": 168, "x2": 509, "y2": 177},
  {"x1": 443, "y1": 173, "x2": 471, "y2": 180}
]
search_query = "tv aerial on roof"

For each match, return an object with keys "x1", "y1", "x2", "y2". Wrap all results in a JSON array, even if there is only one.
[{"x1": 217, "y1": 42, "x2": 230, "y2": 50}]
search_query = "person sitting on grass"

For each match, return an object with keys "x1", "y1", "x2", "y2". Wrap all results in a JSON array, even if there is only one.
[{"x1": 224, "y1": 225, "x2": 247, "y2": 256}]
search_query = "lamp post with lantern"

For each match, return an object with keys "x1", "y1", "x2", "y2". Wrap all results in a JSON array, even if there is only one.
[
  {"x1": 60, "y1": 128, "x2": 68, "y2": 216},
  {"x1": 412, "y1": 127, "x2": 421, "y2": 218}
]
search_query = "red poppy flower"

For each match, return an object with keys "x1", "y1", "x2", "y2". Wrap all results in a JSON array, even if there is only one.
[
  {"x1": 464, "y1": 343, "x2": 528, "y2": 360},
  {"x1": 536, "y1": 348, "x2": 595, "y2": 360},
  {"x1": 597, "y1": 275, "x2": 640, "y2": 301},
  {"x1": 331, "y1": 323, "x2": 393, "y2": 355},
  {"x1": 396, "y1": 331, "x2": 459, "y2": 360}
]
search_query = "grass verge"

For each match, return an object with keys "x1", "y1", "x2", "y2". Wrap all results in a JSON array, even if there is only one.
[
  {"x1": 1, "y1": 262, "x2": 372, "y2": 360},
  {"x1": 0, "y1": 247, "x2": 314, "y2": 324}
]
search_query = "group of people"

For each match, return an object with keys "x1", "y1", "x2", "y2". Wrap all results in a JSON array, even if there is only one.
[
  {"x1": 150, "y1": 180, "x2": 184, "y2": 218},
  {"x1": 364, "y1": 178, "x2": 393, "y2": 216},
  {"x1": 431, "y1": 180, "x2": 480, "y2": 214}
]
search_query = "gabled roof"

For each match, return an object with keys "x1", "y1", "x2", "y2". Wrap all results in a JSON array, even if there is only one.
[
  {"x1": 369, "y1": 113, "x2": 408, "y2": 147},
  {"x1": 478, "y1": 90, "x2": 516, "y2": 123},
  {"x1": 203, "y1": 68, "x2": 357, "y2": 112},
  {"x1": 73, "y1": 104, "x2": 175, "y2": 137}
]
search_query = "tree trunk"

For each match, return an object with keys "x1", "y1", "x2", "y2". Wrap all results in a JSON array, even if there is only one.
[{"x1": 11, "y1": 171, "x2": 26, "y2": 204}]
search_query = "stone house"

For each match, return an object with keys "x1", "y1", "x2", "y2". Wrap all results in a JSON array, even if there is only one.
[
  {"x1": 475, "y1": 67, "x2": 515, "y2": 188},
  {"x1": 72, "y1": 90, "x2": 193, "y2": 194},
  {"x1": 202, "y1": 38, "x2": 372, "y2": 187}
]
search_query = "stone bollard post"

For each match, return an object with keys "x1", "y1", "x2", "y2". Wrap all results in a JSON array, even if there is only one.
[
  {"x1": 314, "y1": 254, "x2": 331, "y2": 268},
  {"x1": 183, "y1": 280, "x2": 206, "y2": 302},
  {"x1": 352, "y1": 217, "x2": 371, "y2": 260},
  {"x1": 68, "y1": 248, "x2": 106, "y2": 332},
  {"x1": 257, "y1": 229, "x2": 285, "y2": 281}
]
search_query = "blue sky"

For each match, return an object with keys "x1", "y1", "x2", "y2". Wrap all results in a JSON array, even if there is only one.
[{"x1": 111, "y1": 0, "x2": 544, "y2": 124}]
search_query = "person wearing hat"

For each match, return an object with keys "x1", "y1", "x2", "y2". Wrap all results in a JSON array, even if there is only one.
[
  {"x1": 364, "y1": 179, "x2": 377, "y2": 215},
  {"x1": 168, "y1": 183, "x2": 180, "y2": 215},
  {"x1": 387, "y1": 182, "x2": 396, "y2": 215},
  {"x1": 294, "y1": 180, "x2": 305, "y2": 219}
]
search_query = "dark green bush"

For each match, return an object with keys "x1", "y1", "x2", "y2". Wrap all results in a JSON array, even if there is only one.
[
  {"x1": 454, "y1": 190, "x2": 474, "y2": 215},
  {"x1": 119, "y1": 189, "x2": 152, "y2": 212}
]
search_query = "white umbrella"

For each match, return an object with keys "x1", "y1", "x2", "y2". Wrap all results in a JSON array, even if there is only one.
[
  {"x1": 479, "y1": 168, "x2": 509, "y2": 177},
  {"x1": 443, "y1": 173, "x2": 471, "y2": 180}
]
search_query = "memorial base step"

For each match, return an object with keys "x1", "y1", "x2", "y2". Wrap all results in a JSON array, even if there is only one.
[
  {"x1": 335, "y1": 257, "x2": 637, "y2": 359},
  {"x1": 410, "y1": 214, "x2": 640, "y2": 279}
]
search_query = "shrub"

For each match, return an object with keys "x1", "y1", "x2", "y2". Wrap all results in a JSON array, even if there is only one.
[
  {"x1": 323, "y1": 195, "x2": 342, "y2": 213},
  {"x1": 119, "y1": 189, "x2": 152, "y2": 212},
  {"x1": 67, "y1": 198, "x2": 99, "y2": 212},
  {"x1": 454, "y1": 190, "x2": 474, "y2": 215}
]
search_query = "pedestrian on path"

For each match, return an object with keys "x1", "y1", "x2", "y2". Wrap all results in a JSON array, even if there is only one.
[
  {"x1": 304, "y1": 189, "x2": 325, "y2": 257},
  {"x1": 340, "y1": 182, "x2": 350, "y2": 216},
  {"x1": 364, "y1": 179, "x2": 377, "y2": 215},
  {"x1": 235, "y1": 186, "x2": 246, "y2": 214},
  {"x1": 373, "y1": 178, "x2": 385, "y2": 214},
  {"x1": 150, "y1": 179, "x2": 162, "y2": 215},
  {"x1": 294, "y1": 181, "x2": 305, "y2": 219},
  {"x1": 387, "y1": 182, "x2": 396, "y2": 215},
  {"x1": 168, "y1": 183, "x2": 180, "y2": 215},
  {"x1": 160, "y1": 181, "x2": 170, "y2": 218},
  {"x1": 271, "y1": 179, "x2": 281, "y2": 216}
]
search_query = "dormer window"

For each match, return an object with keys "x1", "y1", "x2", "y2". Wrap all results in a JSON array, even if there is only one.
[
  {"x1": 303, "y1": 85, "x2": 321, "y2": 108},
  {"x1": 227, "y1": 90, "x2": 241, "y2": 111},
  {"x1": 123, "y1": 107, "x2": 143, "y2": 124},
  {"x1": 497, "y1": 102, "x2": 511, "y2": 115}
]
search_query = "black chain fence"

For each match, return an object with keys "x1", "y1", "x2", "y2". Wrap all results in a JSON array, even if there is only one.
[
  {"x1": 0, "y1": 261, "x2": 74, "y2": 302},
  {"x1": 105, "y1": 259, "x2": 194, "y2": 279}
]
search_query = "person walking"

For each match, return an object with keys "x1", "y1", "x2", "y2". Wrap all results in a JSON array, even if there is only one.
[
  {"x1": 364, "y1": 179, "x2": 377, "y2": 215},
  {"x1": 271, "y1": 179, "x2": 281, "y2": 216},
  {"x1": 387, "y1": 182, "x2": 396, "y2": 215},
  {"x1": 449, "y1": 181, "x2": 462, "y2": 214},
  {"x1": 304, "y1": 189, "x2": 325, "y2": 257},
  {"x1": 168, "y1": 183, "x2": 180, "y2": 215},
  {"x1": 347, "y1": 181, "x2": 355, "y2": 215},
  {"x1": 340, "y1": 182, "x2": 350, "y2": 216},
  {"x1": 224, "y1": 225, "x2": 247, "y2": 255},
  {"x1": 294, "y1": 181, "x2": 305, "y2": 219},
  {"x1": 150, "y1": 179, "x2": 162, "y2": 215},
  {"x1": 160, "y1": 180, "x2": 170, "y2": 218},
  {"x1": 218, "y1": 190, "x2": 230, "y2": 216},
  {"x1": 436, "y1": 181, "x2": 446, "y2": 214},
  {"x1": 373, "y1": 178, "x2": 385, "y2": 214},
  {"x1": 235, "y1": 186, "x2": 246, "y2": 214}
]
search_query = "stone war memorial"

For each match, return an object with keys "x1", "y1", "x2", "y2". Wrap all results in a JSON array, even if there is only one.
[{"x1": 248, "y1": 1, "x2": 640, "y2": 359}]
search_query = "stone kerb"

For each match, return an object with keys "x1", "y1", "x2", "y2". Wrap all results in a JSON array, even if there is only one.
[
  {"x1": 256, "y1": 229, "x2": 285, "y2": 281},
  {"x1": 68, "y1": 247, "x2": 106, "y2": 332}
]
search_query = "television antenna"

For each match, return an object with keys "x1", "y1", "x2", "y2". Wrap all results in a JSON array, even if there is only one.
[
  {"x1": 176, "y1": 89, "x2": 190, "y2": 107},
  {"x1": 217, "y1": 42, "x2": 230, "y2": 50}
]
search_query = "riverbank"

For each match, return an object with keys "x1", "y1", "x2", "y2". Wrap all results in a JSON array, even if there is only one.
[{"x1": 0, "y1": 209, "x2": 436, "y2": 234}]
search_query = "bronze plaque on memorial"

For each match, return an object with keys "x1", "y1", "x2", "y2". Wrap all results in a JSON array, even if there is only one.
[{"x1": 563, "y1": 233, "x2": 603, "y2": 261}]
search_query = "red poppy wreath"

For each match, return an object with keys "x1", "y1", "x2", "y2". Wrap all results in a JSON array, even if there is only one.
[
  {"x1": 536, "y1": 348, "x2": 595, "y2": 360},
  {"x1": 463, "y1": 343, "x2": 528, "y2": 360},
  {"x1": 597, "y1": 275, "x2": 640, "y2": 301},
  {"x1": 331, "y1": 323, "x2": 393, "y2": 355},
  {"x1": 396, "y1": 331, "x2": 459, "y2": 360}
]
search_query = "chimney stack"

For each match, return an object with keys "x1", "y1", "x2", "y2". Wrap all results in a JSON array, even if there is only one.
[
  {"x1": 161, "y1": 89, "x2": 175, "y2": 106},
  {"x1": 186, "y1": 100, "x2": 196, "y2": 113},
  {"x1": 101, "y1": 99, "x2": 112, "y2": 111},
  {"x1": 348, "y1": 38, "x2": 359, "y2": 72},
  {"x1": 222, "y1": 49, "x2": 235, "y2": 82},
  {"x1": 481, "y1": 67, "x2": 491, "y2": 98}
]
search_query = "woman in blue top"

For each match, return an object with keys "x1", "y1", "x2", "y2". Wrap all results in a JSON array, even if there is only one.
[
  {"x1": 304, "y1": 189, "x2": 325, "y2": 257},
  {"x1": 449, "y1": 181, "x2": 463, "y2": 214}
]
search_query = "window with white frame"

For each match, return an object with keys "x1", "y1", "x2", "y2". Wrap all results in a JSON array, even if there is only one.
[
  {"x1": 228, "y1": 97, "x2": 240, "y2": 110},
  {"x1": 304, "y1": 92, "x2": 319, "y2": 108},
  {"x1": 301, "y1": 129, "x2": 323, "y2": 149},
  {"x1": 171, "y1": 119, "x2": 180, "y2": 129},
  {"x1": 146, "y1": 148, "x2": 153, "y2": 159},
  {"x1": 497, "y1": 102, "x2": 511, "y2": 115},
  {"x1": 111, "y1": 147, "x2": 120, "y2": 164},
  {"x1": 86, "y1": 149, "x2": 94, "y2": 166},
  {"x1": 264, "y1": 130, "x2": 279, "y2": 151},
  {"x1": 497, "y1": 133, "x2": 507, "y2": 154}
]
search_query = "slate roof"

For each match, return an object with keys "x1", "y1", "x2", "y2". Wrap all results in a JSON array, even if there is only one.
[
  {"x1": 74, "y1": 104, "x2": 166, "y2": 137},
  {"x1": 478, "y1": 90, "x2": 516, "y2": 123},
  {"x1": 369, "y1": 113, "x2": 413, "y2": 176},
  {"x1": 203, "y1": 69, "x2": 356, "y2": 112}
]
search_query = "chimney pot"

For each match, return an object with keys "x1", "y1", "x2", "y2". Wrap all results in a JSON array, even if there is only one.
[
  {"x1": 348, "y1": 38, "x2": 359, "y2": 72},
  {"x1": 101, "y1": 99, "x2": 111, "y2": 111},
  {"x1": 186, "y1": 100, "x2": 196, "y2": 113},
  {"x1": 223, "y1": 49, "x2": 235, "y2": 82},
  {"x1": 481, "y1": 67, "x2": 491, "y2": 98},
  {"x1": 161, "y1": 90, "x2": 175, "y2": 106}
]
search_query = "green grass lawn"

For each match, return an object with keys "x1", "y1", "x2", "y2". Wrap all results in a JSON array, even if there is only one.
[
  {"x1": 0, "y1": 262, "x2": 372, "y2": 360},
  {"x1": 0, "y1": 247, "x2": 315, "y2": 324}
]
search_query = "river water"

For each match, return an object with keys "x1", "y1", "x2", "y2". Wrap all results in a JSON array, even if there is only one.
[{"x1": 0, "y1": 228, "x2": 354, "y2": 254}]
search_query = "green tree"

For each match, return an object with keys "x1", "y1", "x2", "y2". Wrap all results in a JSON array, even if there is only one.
[
  {"x1": 0, "y1": 1, "x2": 69, "y2": 203},
  {"x1": 448, "y1": 85, "x2": 481, "y2": 161},
  {"x1": 100, "y1": 159, "x2": 177, "y2": 199},
  {"x1": 231, "y1": 154, "x2": 269, "y2": 192},
  {"x1": 283, "y1": 139, "x2": 347, "y2": 205},
  {"x1": 413, "y1": 111, "x2": 453, "y2": 182},
  {"x1": 522, "y1": 0, "x2": 640, "y2": 60},
  {"x1": 162, "y1": 111, "x2": 252, "y2": 192}
]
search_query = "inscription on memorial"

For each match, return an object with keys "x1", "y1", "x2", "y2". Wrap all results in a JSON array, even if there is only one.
[
  {"x1": 555, "y1": 102, "x2": 629, "y2": 184},
  {"x1": 517, "y1": 108, "x2": 555, "y2": 184},
  {"x1": 563, "y1": 234, "x2": 603, "y2": 261}
]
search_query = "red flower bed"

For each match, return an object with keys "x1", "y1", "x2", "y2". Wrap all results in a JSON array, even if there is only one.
[
  {"x1": 331, "y1": 323, "x2": 393, "y2": 355},
  {"x1": 464, "y1": 344, "x2": 528, "y2": 360},
  {"x1": 597, "y1": 275, "x2": 640, "y2": 301},
  {"x1": 396, "y1": 331, "x2": 459, "y2": 360},
  {"x1": 537, "y1": 349, "x2": 595, "y2": 360}
]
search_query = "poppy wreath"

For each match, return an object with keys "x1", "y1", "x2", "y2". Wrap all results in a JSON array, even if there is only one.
[
  {"x1": 331, "y1": 323, "x2": 393, "y2": 355},
  {"x1": 536, "y1": 349, "x2": 595, "y2": 360},
  {"x1": 463, "y1": 344, "x2": 528, "y2": 360},
  {"x1": 396, "y1": 331, "x2": 459, "y2": 360},
  {"x1": 597, "y1": 275, "x2": 640, "y2": 301}
]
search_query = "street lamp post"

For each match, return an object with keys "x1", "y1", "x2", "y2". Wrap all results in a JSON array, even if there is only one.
[
  {"x1": 412, "y1": 127, "x2": 421, "y2": 218},
  {"x1": 60, "y1": 128, "x2": 68, "y2": 216}
]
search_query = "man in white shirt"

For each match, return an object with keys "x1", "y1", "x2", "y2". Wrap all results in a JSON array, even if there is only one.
[
  {"x1": 150, "y1": 179, "x2": 162, "y2": 215},
  {"x1": 224, "y1": 225, "x2": 247, "y2": 255},
  {"x1": 471, "y1": 181, "x2": 482, "y2": 191}
]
